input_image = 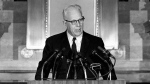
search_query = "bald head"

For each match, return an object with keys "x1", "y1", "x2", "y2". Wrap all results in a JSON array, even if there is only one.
[
  {"x1": 63, "y1": 4, "x2": 83, "y2": 21},
  {"x1": 62, "y1": 4, "x2": 84, "y2": 37}
]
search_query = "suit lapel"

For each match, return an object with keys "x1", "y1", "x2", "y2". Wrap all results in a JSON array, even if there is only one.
[
  {"x1": 80, "y1": 32, "x2": 90, "y2": 56},
  {"x1": 60, "y1": 31, "x2": 72, "y2": 57}
]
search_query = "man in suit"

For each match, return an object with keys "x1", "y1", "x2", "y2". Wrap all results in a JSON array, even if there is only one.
[{"x1": 35, "y1": 4, "x2": 117, "y2": 80}]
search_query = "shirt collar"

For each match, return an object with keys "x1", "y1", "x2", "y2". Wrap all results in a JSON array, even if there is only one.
[{"x1": 67, "y1": 31, "x2": 83, "y2": 42}]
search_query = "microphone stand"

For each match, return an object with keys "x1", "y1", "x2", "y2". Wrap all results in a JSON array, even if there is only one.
[
  {"x1": 82, "y1": 59, "x2": 99, "y2": 79},
  {"x1": 52, "y1": 51, "x2": 64, "y2": 79},
  {"x1": 41, "y1": 50, "x2": 58, "y2": 80},
  {"x1": 97, "y1": 46, "x2": 117, "y2": 80},
  {"x1": 66, "y1": 59, "x2": 73, "y2": 79},
  {"x1": 92, "y1": 50, "x2": 113, "y2": 80},
  {"x1": 102, "y1": 53, "x2": 115, "y2": 80},
  {"x1": 73, "y1": 54, "x2": 78, "y2": 79},
  {"x1": 78, "y1": 54, "x2": 98, "y2": 80},
  {"x1": 107, "y1": 56, "x2": 115, "y2": 80},
  {"x1": 78, "y1": 58, "x2": 87, "y2": 80},
  {"x1": 66, "y1": 51, "x2": 76, "y2": 79},
  {"x1": 51, "y1": 48, "x2": 66, "y2": 79},
  {"x1": 109, "y1": 72, "x2": 111, "y2": 80},
  {"x1": 53, "y1": 55, "x2": 63, "y2": 79}
]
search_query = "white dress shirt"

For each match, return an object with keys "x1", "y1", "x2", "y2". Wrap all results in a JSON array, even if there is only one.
[{"x1": 67, "y1": 32, "x2": 83, "y2": 52}]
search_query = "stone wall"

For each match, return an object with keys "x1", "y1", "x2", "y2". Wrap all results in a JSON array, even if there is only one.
[
  {"x1": 115, "y1": 0, "x2": 150, "y2": 82},
  {"x1": 0, "y1": 0, "x2": 40, "y2": 80}
]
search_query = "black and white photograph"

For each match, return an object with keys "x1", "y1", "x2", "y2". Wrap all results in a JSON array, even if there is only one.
[{"x1": 0, "y1": 0, "x2": 150, "y2": 84}]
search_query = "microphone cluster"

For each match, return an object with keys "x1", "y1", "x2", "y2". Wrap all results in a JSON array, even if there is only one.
[
  {"x1": 91, "y1": 46, "x2": 116, "y2": 80},
  {"x1": 53, "y1": 48, "x2": 66, "y2": 79},
  {"x1": 42, "y1": 46, "x2": 116, "y2": 80},
  {"x1": 42, "y1": 48, "x2": 66, "y2": 80},
  {"x1": 97, "y1": 46, "x2": 115, "y2": 59}
]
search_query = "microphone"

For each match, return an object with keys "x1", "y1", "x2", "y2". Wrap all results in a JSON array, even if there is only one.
[
  {"x1": 41, "y1": 49, "x2": 59, "y2": 80},
  {"x1": 66, "y1": 59, "x2": 73, "y2": 79},
  {"x1": 53, "y1": 48, "x2": 66, "y2": 79},
  {"x1": 92, "y1": 50, "x2": 107, "y2": 63},
  {"x1": 92, "y1": 49, "x2": 114, "y2": 79},
  {"x1": 98, "y1": 46, "x2": 115, "y2": 58},
  {"x1": 97, "y1": 47, "x2": 117, "y2": 80},
  {"x1": 44, "y1": 49, "x2": 59, "y2": 65},
  {"x1": 55, "y1": 48, "x2": 66, "y2": 59},
  {"x1": 77, "y1": 53, "x2": 98, "y2": 79},
  {"x1": 78, "y1": 58, "x2": 88, "y2": 80}
]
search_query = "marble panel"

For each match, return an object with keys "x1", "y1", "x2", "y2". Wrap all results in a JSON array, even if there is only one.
[
  {"x1": 128, "y1": 0, "x2": 140, "y2": 2},
  {"x1": 0, "y1": 60, "x2": 38, "y2": 70},
  {"x1": 0, "y1": 10, "x2": 13, "y2": 22},
  {"x1": 116, "y1": 71, "x2": 150, "y2": 82},
  {"x1": 139, "y1": 73, "x2": 150, "y2": 82},
  {"x1": 144, "y1": 0, "x2": 150, "y2": 2},
  {"x1": 2, "y1": 1, "x2": 27, "y2": 23},
  {"x1": 0, "y1": 23, "x2": 13, "y2": 60},
  {"x1": 0, "y1": 0, "x2": 3, "y2": 10},
  {"x1": 130, "y1": 46, "x2": 143, "y2": 61},
  {"x1": 132, "y1": 23, "x2": 145, "y2": 33},
  {"x1": 130, "y1": 10, "x2": 147, "y2": 23},
  {"x1": 2, "y1": 1, "x2": 14, "y2": 10},
  {"x1": 130, "y1": 23, "x2": 143, "y2": 61},
  {"x1": 139, "y1": 33, "x2": 150, "y2": 40},
  {"x1": 115, "y1": 61, "x2": 150, "y2": 82},
  {"x1": 139, "y1": 33, "x2": 150, "y2": 59},
  {"x1": 0, "y1": 23, "x2": 10, "y2": 38},
  {"x1": 148, "y1": 10, "x2": 150, "y2": 22},
  {"x1": 118, "y1": 10, "x2": 130, "y2": 23},
  {"x1": 2, "y1": 0, "x2": 14, "y2": 1},
  {"x1": 119, "y1": 23, "x2": 130, "y2": 45},
  {"x1": 115, "y1": 60, "x2": 141, "y2": 71},
  {"x1": 13, "y1": 23, "x2": 26, "y2": 60},
  {"x1": 13, "y1": 2, "x2": 27, "y2": 23},
  {"x1": 0, "y1": 73, "x2": 35, "y2": 80},
  {"x1": 116, "y1": 73, "x2": 141, "y2": 82},
  {"x1": 139, "y1": 0, "x2": 147, "y2": 10},
  {"x1": 14, "y1": 0, "x2": 27, "y2": 1},
  {"x1": 143, "y1": 20, "x2": 150, "y2": 33},
  {"x1": 118, "y1": 2, "x2": 130, "y2": 11},
  {"x1": 118, "y1": 23, "x2": 130, "y2": 59},
  {"x1": 129, "y1": 1, "x2": 139, "y2": 10},
  {"x1": 143, "y1": 1, "x2": 150, "y2": 10},
  {"x1": 140, "y1": 60, "x2": 150, "y2": 70},
  {"x1": 143, "y1": 39, "x2": 150, "y2": 60}
]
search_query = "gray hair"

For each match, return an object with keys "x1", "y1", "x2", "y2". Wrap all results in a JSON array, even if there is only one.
[{"x1": 63, "y1": 4, "x2": 82, "y2": 20}]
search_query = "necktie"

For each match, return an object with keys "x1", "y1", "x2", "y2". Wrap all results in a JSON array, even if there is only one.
[
  {"x1": 72, "y1": 37, "x2": 77, "y2": 53},
  {"x1": 72, "y1": 37, "x2": 77, "y2": 79}
]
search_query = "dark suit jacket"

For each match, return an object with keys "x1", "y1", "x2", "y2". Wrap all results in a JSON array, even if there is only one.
[{"x1": 35, "y1": 31, "x2": 117, "y2": 80}]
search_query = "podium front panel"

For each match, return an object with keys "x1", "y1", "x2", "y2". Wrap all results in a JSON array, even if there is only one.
[{"x1": 27, "y1": 80, "x2": 126, "y2": 84}]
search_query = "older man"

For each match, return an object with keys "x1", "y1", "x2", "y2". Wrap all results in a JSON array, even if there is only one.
[{"x1": 35, "y1": 4, "x2": 117, "y2": 80}]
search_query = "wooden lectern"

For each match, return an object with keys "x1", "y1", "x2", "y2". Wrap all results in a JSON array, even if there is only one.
[{"x1": 27, "y1": 80, "x2": 126, "y2": 84}]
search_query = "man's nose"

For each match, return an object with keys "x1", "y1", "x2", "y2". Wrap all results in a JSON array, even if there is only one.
[{"x1": 76, "y1": 20, "x2": 80, "y2": 26}]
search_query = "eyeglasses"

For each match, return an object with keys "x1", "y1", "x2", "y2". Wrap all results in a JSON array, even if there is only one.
[{"x1": 65, "y1": 16, "x2": 85, "y2": 25}]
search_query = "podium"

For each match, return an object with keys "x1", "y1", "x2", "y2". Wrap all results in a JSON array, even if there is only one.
[{"x1": 27, "y1": 80, "x2": 126, "y2": 84}]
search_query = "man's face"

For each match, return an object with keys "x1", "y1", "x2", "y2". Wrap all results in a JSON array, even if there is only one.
[{"x1": 64, "y1": 8, "x2": 84, "y2": 37}]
